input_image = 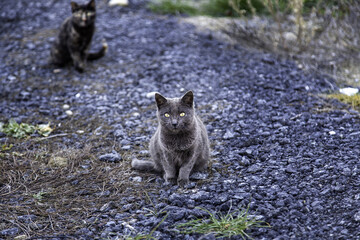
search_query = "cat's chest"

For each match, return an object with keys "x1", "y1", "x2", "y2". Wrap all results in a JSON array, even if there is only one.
[
  {"x1": 162, "y1": 135, "x2": 195, "y2": 152},
  {"x1": 171, "y1": 149, "x2": 192, "y2": 165},
  {"x1": 69, "y1": 26, "x2": 93, "y2": 47}
]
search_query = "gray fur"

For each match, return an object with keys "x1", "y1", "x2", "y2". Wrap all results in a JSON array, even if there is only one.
[
  {"x1": 131, "y1": 158, "x2": 156, "y2": 172},
  {"x1": 131, "y1": 91, "x2": 210, "y2": 186}
]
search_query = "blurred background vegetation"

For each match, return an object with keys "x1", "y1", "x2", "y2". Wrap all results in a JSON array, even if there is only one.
[{"x1": 148, "y1": 0, "x2": 360, "y2": 88}]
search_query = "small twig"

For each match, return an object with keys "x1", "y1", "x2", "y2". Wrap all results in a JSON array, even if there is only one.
[
  {"x1": 290, "y1": 113, "x2": 302, "y2": 120},
  {"x1": 36, "y1": 133, "x2": 68, "y2": 141},
  {"x1": 0, "y1": 185, "x2": 22, "y2": 196}
]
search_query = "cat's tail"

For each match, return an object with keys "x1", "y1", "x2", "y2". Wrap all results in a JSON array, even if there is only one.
[
  {"x1": 87, "y1": 39, "x2": 108, "y2": 61},
  {"x1": 131, "y1": 158, "x2": 158, "y2": 172}
]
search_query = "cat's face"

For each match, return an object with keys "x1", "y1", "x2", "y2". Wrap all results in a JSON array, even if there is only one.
[
  {"x1": 71, "y1": 0, "x2": 96, "y2": 27},
  {"x1": 155, "y1": 91, "x2": 195, "y2": 133}
]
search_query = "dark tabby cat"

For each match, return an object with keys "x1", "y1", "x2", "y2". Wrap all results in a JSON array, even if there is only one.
[
  {"x1": 132, "y1": 91, "x2": 210, "y2": 186},
  {"x1": 50, "y1": 0, "x2": 107, "y2": 72}
]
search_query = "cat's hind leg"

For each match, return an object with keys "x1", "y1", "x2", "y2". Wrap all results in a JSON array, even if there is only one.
[
  {"x1": 50, "y1": 47, "x2": 66, "y2": 67},
  {"x1": 192, "y1": 157, "x2": 208, "y2": 172}
]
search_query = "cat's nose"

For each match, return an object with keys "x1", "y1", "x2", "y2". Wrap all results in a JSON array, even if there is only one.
[{"x1": 172, "y1": 120, "x2": 178, "y2": 127}]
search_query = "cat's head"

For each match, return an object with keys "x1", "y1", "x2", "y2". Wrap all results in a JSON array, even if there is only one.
[
  {"x1": 155, "y1": 91, "x2": 195, "y2": 133},
  {"x1": 70, "y1": 0, "x2": 96, "y2": 27}
]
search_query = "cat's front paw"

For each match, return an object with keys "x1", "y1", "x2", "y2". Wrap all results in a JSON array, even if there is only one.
[
  {"x1": 75, "y1": 65, "x2": 84, "y2": 72},
  {"x1": 177, "y1": 178, "x2": 189, "y2": 187},
  {"x1": 74, "y1": 62, "x2": 85, "y2": 72},
  {"x1": 165, "y1": 177, "x2": 177, "y2": 185}
]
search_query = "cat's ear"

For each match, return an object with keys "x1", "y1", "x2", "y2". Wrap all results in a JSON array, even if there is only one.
[
  {"x1": 71, "y1": 2, "x2": 79, "y2": 12},
  {"x1": 155, "y1": 93, "x2": 167, "y2": 109},
  {"x1": 88, "y1": 0, "x2": 96, "y2": 10},
  {"x1": 181, "y1": 91, "x2": 194, "y2": 107}
]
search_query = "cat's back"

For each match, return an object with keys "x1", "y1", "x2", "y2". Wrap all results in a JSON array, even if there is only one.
[
  {"x1": 195, "y1": 113, "x2": 208, "y2": 138},
  {"x1": 195, "y1": 114, "x2": 210, "y2": 156}
]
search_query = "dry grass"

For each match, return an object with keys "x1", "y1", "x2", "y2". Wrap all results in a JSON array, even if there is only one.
[{"x1": 0, "y1": 116, "x2": 159, "y2": 238}]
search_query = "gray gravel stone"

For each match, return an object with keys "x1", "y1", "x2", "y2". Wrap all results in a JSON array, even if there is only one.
[
  {"x1": 0, "y1": 227, "x2": 19, "y2": 236},
  {"x1": 99, "y1": 150, "x2": 122, "y2": 163}
]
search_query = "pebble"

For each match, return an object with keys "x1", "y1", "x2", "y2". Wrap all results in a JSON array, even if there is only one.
[
  {"x1": 8, "y1": 75, "x2": 16, "y2": 81},
  {"x1": 0, "y1": 227, "x2": 19, "y2": 236},
  {"x1": 65, "y1": 110, "x2": 73, "y2": 116},
  {"x1": 109, "y1": 0, "x2": 129, "y2": 6},
  {"x1": 131, "y1": 176, "x2": 142, "y2": 182},
  {"x1": 122, "y1": 145, "x2": 131, "y2": 150},
  {"x1": 17, "y1": 215, "x2": 36, "y2": 223},
  {"x1": 198, "y1": 233, "x2": 216, "y2": 240},
  {"x1": 99, "y1": 150, "x2": 122, "y2": 163},
  {"x1": 354, "y1": 211, "x2": 360, "y2": 222},
  {"x1": 189, "y1": 172, "x2": 208, "y2": 180},
  {"x1": 223, "y1": 129, "x2": 235, "y2": 139},
  {"x1": 248, "y1": 164, "x2": 261, "y2": 173},
  {"x1": 339, "y1": 87, "x2": 359, "y2": 96},
  {"x1": 63, "y1": 104, "x2": 70, "y2": 110},
  {"x1": 190, "y1": 191, "x2": 210, "y2": 201},
  {"x1": 285, "y1": 166, "x2": 297, "y2": 174}
]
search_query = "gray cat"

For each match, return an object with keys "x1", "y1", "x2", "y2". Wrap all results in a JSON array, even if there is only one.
[{"x1": 131, "y1": 91, "x2": 210, "y2": 186}]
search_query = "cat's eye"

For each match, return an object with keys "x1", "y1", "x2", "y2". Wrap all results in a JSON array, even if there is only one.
[
  {"x1": 87, "y1": 12, "x2": 94, "y2": 16},
  {"x1": 180, "y1": 112, "x2": 186, "y2": 117},
  {"x1": 164, "y1": 113, "x2": 170, "y2": 118}
]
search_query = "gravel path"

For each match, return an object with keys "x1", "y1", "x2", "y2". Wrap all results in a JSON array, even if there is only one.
[{"x1": 1, "y1": 0, "x2": 359, "y2": 239}]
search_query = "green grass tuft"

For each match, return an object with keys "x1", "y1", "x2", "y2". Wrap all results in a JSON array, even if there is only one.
[
  {"x1": 32, "y1": 190, "x2": 49, "y2": 201},
  {"x1": 202, "y1": 0, "x2": 266, "y2": 17},
  {"x1": 176, "y1": 206, "x2": 270, "y2": 239},
  {"x1": 148, "y1": 0, "x2": 199, "y2": 15}
]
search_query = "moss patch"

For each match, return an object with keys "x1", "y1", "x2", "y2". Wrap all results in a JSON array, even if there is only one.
[{"x1": 326, "y1": 93, "x2": 360, "y2": 110}]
